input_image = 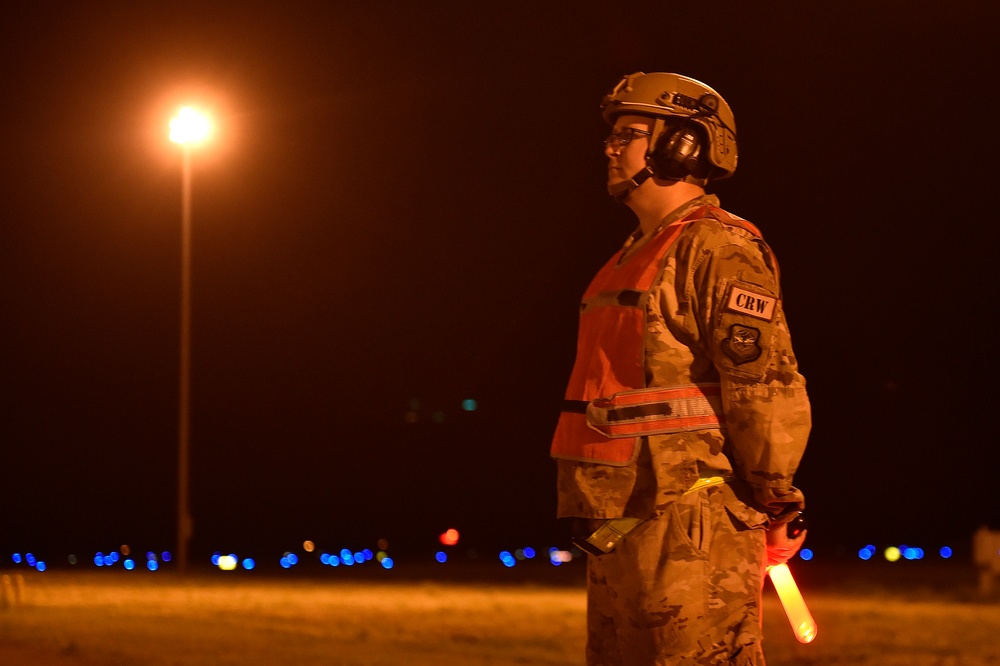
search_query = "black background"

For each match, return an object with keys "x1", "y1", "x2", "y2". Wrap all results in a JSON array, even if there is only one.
[{"x1": 2, "y1": 1, "x2": 996, "y2": 564}]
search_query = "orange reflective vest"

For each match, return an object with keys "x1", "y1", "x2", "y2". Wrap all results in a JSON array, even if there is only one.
[{"x1": 550, "y1": 205, "x2": 765, "y2": 466}]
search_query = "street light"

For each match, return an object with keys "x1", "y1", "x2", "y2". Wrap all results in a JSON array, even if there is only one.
[{"x1": 169, "y1": 106, "x2": 211, "y2": 574}]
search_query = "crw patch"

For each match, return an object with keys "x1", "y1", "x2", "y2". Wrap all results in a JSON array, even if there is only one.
[
  {"x1": 725, "y1": 285, "x2": 775, "y2": 321},
  {"x1": 722, "y1": 324, "x2": 762, "y2": 364}
]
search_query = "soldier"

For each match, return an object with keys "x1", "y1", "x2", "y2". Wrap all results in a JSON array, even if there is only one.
[{"x1": 551, "y1": 72, "x2": 811, "y2": 664}]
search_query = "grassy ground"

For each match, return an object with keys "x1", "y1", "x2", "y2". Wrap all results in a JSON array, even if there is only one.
[{"x1": 1, "y1": 561, "x2": 998, "y2": 665}]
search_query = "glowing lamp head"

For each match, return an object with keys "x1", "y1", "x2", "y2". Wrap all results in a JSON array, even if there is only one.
[{"x1": 170, "y1": 106, "x2": 211, "y2": 145}]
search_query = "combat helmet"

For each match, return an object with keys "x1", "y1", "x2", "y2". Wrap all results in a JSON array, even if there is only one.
[{"x1": 601, "y1": 72, "x2": 737, "y2": 193}]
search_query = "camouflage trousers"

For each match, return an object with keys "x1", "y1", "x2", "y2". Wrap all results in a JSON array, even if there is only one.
[{"x1": 585, "y1": 485, "x2": 767, "y2": 665}]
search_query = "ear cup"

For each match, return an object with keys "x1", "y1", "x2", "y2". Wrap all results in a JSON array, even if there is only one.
[{"x1": 652, "y1": 123, "x2": 705, "y2": 180}]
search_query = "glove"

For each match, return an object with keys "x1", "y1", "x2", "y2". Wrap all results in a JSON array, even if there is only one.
[{"x1": 766, "y1": 513, "x2": 807, "y2": 567}]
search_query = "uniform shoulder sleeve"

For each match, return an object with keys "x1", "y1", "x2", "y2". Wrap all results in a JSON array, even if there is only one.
[
  {"x1": 682, "y1": 217, "x2": 811, "y2": 519},
  {"x1": 676, "y1": 218, "x2": 777, "y2": 368}
]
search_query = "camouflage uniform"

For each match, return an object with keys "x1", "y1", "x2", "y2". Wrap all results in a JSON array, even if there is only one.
[{"x1": 554, "y1": 194, "x2": 810, "y2": 664}]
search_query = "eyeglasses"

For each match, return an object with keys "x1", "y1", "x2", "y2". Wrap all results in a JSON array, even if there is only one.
[{"x1": 604, "y1": 127, "x2": 652, "y2": 151}]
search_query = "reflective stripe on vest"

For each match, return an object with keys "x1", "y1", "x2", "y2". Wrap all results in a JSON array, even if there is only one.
[
  {"x1": 586, "y1": 383, "x2": 725, "y2": 437},
  {"x1": 550, "y1": 205, "x2": 761, "y2": 466}
]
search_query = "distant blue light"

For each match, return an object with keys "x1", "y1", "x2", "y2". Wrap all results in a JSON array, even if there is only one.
[
  {"x1": 280, "y1": 557, "x2": 291, "y2": 569},
  {"x1": 109, "y1": 552, "x2": 120, "y2": 563},
  {"x1": 242, "y1": 558, "x2": 256, "y2": 571},
  {"x1": 353, "y1": 552, "x2": 364, "y2": 564},
  {"x1": 903, "y1": 547, "x2": 918, "y2": 561},
  {"x1": 799, "y1": 548, "x2": 814, "y2": 561},
  {"x1": 35, "y1": 562, "x2": 46, "y2": 572},
  {"x1": 94, "y1": 553, "x2": 105, "y2": 567},
  {"x1": 124, "y1": 559, "x2": 135, "y2": 571},
  {"x1": 329, "y1": 556, "x2": 340, "y2": 567},
  {"x1": 523, "y1": 547, "x2": 536, "y2": 559},
  {"x1": 161, "y1": 552, "x2": 172, "y2": 563},
  {"x1": 147, "y1": 560, "x2": 159, "y2": 572},
  {"x1": 340, "y1": 549, "x2": 352, "y2": 562},
  {"x1": 211, "y1": 553, "x2": 221, "y2": 566},
  {"x1": 462, "y1": 399, "x2": 478, "y2": 412},
  {"x1": 320, "y1": 553, "x2": 331, "y2": 565},
  {"x1": 12, "y1": 553, "x2": 23, "y2": 564},
  {"x1": 499, "y1": 550, "x2": 516, "y2": 568},
  {"x1": 148, "y1": 552, "x2": 158, "y2": 561},
  {"x1": 103, "y1": 556, "x2": 114, "y2": 567},
  {"x1": 940, "y1": 546, "x2": 953, "y2": 559},
  {"x1": 362, "y1": 549, "x2": 373, "y2": 561},
  {"x1": 858, "y1": 547, "x2": 873, "y2": 561},
  {"x1": 286, "y1": 553, "x2": 299, "y2": 566},
  {"x1": 380, "y1": 557, "x2": 394, "y2": 570},
  {"x1": 435, "y1": 551, "x2": 448, "y2": 563},
  {"x1": 26, "y1": 553, "x2": 36, "y2": 567}
]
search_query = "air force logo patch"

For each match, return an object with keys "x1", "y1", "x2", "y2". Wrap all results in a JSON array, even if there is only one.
[
  {"x1": 722, "y1": 324, "x2": 762, "y2": 364},
  {"x1": 725, "y1": 285, "x2": 775, "y2": 321}
]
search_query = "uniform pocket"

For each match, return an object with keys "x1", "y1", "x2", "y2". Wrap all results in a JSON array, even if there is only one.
[
  {"x1": 720, "y1": 483, "x2": 769, "y2": 530},
  {"x1": 670, "y1": 490, "x2": 712, "y2": 554}
]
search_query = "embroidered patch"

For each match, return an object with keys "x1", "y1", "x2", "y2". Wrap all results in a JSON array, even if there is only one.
[
  {"x1": 722, "y1": 324, "x2": 762, "y2": 364},
  {"x1": 725, "y1": 285, "x2": 775, "y2": 322}
]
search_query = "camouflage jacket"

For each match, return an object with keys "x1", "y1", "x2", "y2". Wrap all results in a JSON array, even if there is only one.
[{"x1": 555, "y1": 194, "x2": 810, "y2": 527}]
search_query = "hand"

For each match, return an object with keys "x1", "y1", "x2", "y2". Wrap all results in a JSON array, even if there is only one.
[{"x1": 766, "y1": 522, "x2": 807, "y2": 567}]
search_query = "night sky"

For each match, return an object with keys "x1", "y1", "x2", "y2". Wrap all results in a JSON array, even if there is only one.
[{"x1": 2, "y1": 1, "x2": 996, "y2": 563}]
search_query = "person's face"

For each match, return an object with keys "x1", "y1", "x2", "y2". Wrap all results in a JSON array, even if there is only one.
[{"x1": 604, "y1": 115, "x2": 652, "y2": 187}]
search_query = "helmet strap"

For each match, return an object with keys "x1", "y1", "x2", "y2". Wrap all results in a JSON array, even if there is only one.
[
  {"x1": 647, "y1": 118, "x2": 668, "y2": 160},
  {"x1": 682, "y1": 174, "x2": 710, "y2": 187},
  {"x1": 608, "y1": 165, "x2": 654, "y2": 203},
  {"x1": 608, "y1": 117, "x2": 663, "y2": 204},
  {"x1": 607, "y1": 117, "x2": 709, "y2": 203}
]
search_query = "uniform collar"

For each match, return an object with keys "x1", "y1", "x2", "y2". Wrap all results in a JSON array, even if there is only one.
[
  {"x1": 622, "y1": 194, "x2": 721, "y2": 255},
  {"x1": 653, "y1": 194, "x2": 720, "y2": 234}
]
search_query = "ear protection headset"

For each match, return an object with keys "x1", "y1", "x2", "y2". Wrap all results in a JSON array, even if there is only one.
[{"x1": 650, "y1": 120, "x2": 709, "y2": 182}]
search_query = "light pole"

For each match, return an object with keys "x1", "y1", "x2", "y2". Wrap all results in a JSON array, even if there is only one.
[{"x1": 169, "y1": 107, "x2": 210, "y2": 574}]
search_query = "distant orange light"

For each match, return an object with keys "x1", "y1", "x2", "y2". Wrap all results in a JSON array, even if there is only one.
[
  {"x1": 439, "y1": 529, "x2": 460, "y2": 546},
  {"x1": 303, "y1": 540, "x2": 315, "y2": 553},
  {"x1": 169, "y1": 106, "x2": 211, "y2": 145}
]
